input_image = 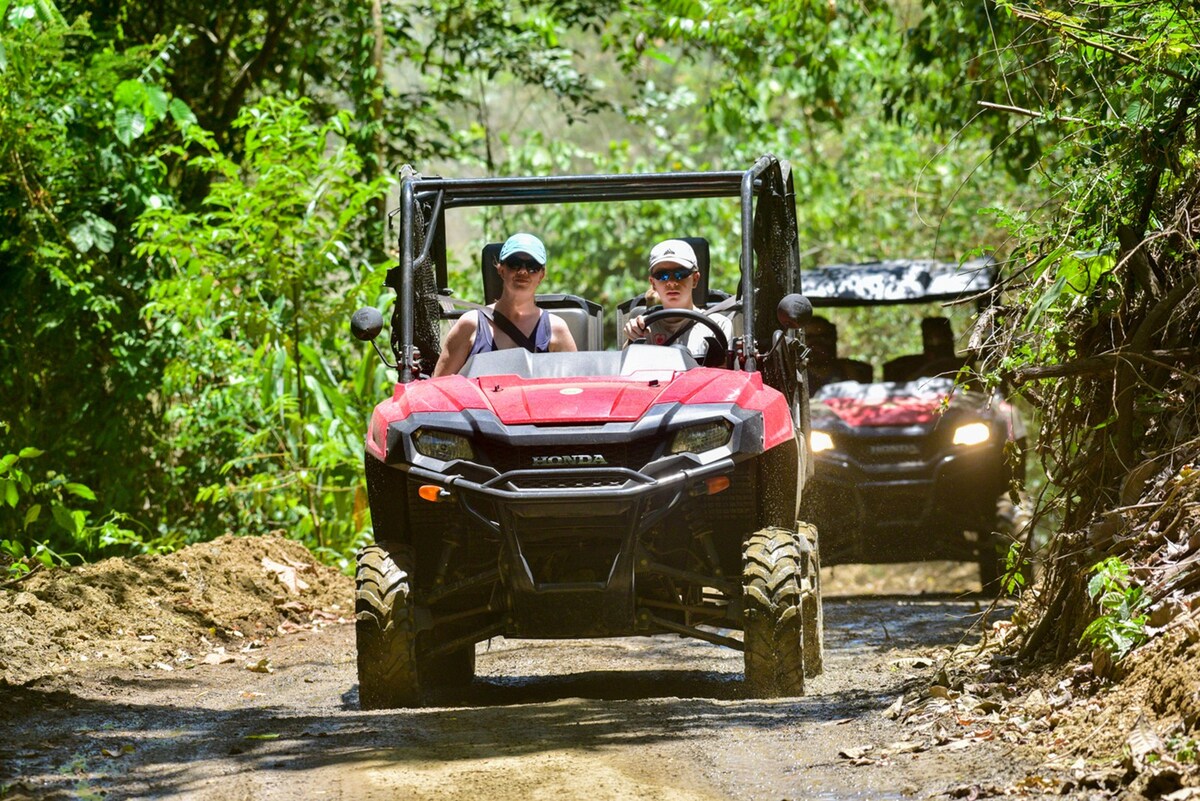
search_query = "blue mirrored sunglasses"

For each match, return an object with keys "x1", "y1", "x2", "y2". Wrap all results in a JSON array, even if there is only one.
[
  {"x1": 651, "y1": 267, "x2": 696, "y2": 283},
  {"x1": 503, "y1": 257, "x2": 544, "y2": 273}
]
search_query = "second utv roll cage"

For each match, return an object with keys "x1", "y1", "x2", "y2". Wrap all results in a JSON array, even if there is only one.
[{"x1": 387, "y1": 155, "x2": 803, "y2": 382}]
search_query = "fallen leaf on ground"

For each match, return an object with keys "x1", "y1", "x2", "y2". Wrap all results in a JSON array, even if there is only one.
[
  {"x1": 262, "y1": 556, "x2": 310, "y2": 595},
  {"x1": 201, "y1": 648, "x2": 237, "y2": 666},
  {"x1": 838, "y1": 745, "x2": 874, "y2": 760},
  {"x1": 246, "y1": 658, "x2": 273, "y2": 674},
  {"x1": 100, "y1": 744, "x2": 135, "y2": 758}
]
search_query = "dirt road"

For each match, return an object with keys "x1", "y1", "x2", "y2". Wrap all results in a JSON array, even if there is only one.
[{"x1": 1, "y1": 584, "x2": 1044, "y2": 801}]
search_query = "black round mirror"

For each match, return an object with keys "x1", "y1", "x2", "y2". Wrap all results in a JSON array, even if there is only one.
[
  {"x1": 776, "y1": 293, "x2": 814, "y2": 329},
  {"x1": 350, "y1": 307, "x2": 384, "y2": 341}
]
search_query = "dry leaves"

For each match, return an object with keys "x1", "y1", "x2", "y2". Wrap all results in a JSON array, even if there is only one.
[{"x1": 261, "y1": 556, "x2": 311, "y2": 595}]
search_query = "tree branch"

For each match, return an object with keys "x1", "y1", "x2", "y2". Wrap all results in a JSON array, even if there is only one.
[
  {"x1": 1011, "y1": 348, "x2": 1200, "y2": 384},
  {"x1": 977, "y1": 100, "x2": 1086, "y2": 124},
  {"x1": 1007, "y1": 7, "x2": 1190, "y2": 83}
]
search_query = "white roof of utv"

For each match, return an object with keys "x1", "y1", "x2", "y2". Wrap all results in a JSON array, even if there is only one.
[{"x1": 801, "y1": 257, "x2": 997, "y2": 307}]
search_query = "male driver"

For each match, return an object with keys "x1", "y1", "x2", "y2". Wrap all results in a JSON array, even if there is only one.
[{"x1": 622, "y1": 239, "x2": 732, "y2": 359}]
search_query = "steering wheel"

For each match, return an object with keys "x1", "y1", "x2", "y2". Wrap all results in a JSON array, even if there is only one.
[{"x1": 637, "y1": 308, "x2": 730, "y2": 353}]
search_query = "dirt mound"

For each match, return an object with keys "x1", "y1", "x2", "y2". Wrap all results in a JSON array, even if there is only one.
[{"x1": 0, "y1": 534, "x2": 353, "y2": 686}]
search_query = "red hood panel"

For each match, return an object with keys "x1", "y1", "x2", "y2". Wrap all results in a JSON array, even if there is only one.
[
  {"x1": 369, "y1": 368, "x2": 792, "y2": 453},
  {"x1": 483, "y1": 376, "x2": 669, "y2": 424},
  {"x1": 816, "y1": 381, "x2": 951, "y2": 427}
]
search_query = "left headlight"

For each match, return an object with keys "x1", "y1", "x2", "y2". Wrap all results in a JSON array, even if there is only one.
[
  {"x1": 952, "y1": 422, "x2": 991, "y2": 446},
  {"x1": 413, "y1": 428, "x2": 474, "y2": 461},
  {"x1": 669, "y1": 420, "x2": 733, "y2": 454}
]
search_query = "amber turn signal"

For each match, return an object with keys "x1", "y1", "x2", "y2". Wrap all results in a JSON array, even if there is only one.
[
  {"x1": 705, "y1": 476, "x2": 731, "y2": 495},
  {"x1": 418, "y1": 485, "x2": 449, "y2": 503}
]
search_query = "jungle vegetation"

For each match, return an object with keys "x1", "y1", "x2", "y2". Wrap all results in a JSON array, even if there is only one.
[{"x1": 2, "y1": 0, "x2": 1198, "y2": 658}]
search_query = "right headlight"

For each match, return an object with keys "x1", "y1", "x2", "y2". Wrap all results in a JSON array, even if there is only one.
[
  {"x1": 413, "y1": 428, "x2": 474, "y2": 461},
  {"x1": 669, "y1": 421, "x2": 733, "y2": 454},
  {"x1": 810, "y1": 431, "x2": 835, "y2": 453},
  {"x1": 952, "y1": 422, "x2": 991, "y2": 447}
]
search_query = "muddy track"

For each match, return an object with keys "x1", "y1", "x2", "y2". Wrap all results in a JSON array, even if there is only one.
[{"x1": 0, "y1": 592, "x2": 1049, "y2": 801}]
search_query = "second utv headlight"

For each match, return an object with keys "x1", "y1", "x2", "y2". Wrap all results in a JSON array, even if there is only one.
[
  {"x1": 952, "y1": 422, "x2": 991, "y2": 447},
  {"x1": 413, "y1": 429, "x2": 474, "y2": 461},
  {"x1": 810, "y1": 431, "x2": 835, "y2": 453},
  {"x1": 669, "y1": 421, "x2": 733, "y2": 454}
]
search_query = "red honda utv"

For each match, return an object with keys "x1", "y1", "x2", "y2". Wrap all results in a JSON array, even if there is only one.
[
  {"x1": 796, "y1": 259, "x2": 1028, "y2": 592},
  {"x1": 349, "y1": 157, "x2": 823, "y2": 707}
]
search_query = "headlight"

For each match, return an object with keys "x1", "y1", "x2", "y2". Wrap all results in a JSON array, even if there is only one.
[
  {"x1": 669, "y1": 421, "x2": 733, "y2": 454},
  {"x1": 952, "y1": 422, "x2": 991, "y2": 446},
  {"x1": 810, "y1": 431, "x2": 835, "y2": 453},
  {"x1": 413, "y1": 429, "x2": 474, "y2": 461}
]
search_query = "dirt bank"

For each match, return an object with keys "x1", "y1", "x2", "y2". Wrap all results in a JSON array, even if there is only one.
[{"x1": 0, "y1": 534, "x2": 352, "y2": 687}]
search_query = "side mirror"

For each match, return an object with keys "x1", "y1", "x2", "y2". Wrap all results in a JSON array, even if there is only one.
[
  {"x1": 776, "y1": 294, "x2": 814, "y2": 329},
  {"x1": 350, "y1": 307, "x2": 384, "y2": 341}
]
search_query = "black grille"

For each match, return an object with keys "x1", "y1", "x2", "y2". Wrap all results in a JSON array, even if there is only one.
[
  {"x1": 841, "y1": 434, "x2": 935, "y2": 465},
  {"x1": 506, "y1": 474, "x2": 628, "y2": 490},
  {"x1": 478, "y1": 437, "x2": 662, "y2": 474}
]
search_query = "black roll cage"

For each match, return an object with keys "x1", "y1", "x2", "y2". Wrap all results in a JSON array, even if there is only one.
[{"x1": 389, "y1": 155, "x2": 799, "y2": 383}]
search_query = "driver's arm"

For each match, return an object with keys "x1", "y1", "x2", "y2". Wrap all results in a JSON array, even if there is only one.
[{"x1": 622, "y1": 314, "x2": 647, "y2": 347}]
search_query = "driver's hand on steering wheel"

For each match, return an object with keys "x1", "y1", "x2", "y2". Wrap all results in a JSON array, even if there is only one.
[{"x1": 624, "y1": 314, "x2": 648, "y2": 343}]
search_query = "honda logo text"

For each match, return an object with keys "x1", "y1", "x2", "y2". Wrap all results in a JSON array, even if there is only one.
[{"x1": 531, "y1": 454, "x2": 608, "y2": 467}]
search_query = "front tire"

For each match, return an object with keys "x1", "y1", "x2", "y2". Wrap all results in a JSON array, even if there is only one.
[
  {"x1": 356, "y1": 544, "x2": 422, "y2": 709},
  {"x1": 797, "y1": 522, "x2": 824, "y2": 678},
  {"x1": 742, "y1": 527, "x2": 820, "y2": 697}
]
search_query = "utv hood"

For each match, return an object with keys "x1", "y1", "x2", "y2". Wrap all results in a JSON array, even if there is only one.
[
  {"x1": 813, "y1": 378, "x2": 960, "y2": 427},
  {"x1": 388, "y1": 369, "x2": 772, "y2": 425}
]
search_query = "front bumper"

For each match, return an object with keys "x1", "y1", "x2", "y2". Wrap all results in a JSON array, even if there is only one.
[
  {"x1": 803, "y1": 433, "x2": 1010, "y2": 565},
  {"x1": 375, "y1": 405, "x2": 773, "y2": 637}
]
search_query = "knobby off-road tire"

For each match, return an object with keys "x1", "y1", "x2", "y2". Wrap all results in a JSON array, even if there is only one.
[
  {"x1": 742, "y1": 526, "x2": 821, "y2": 697},
  {"x1": 796, "y1": 522, "x2": 824, "y2": 678},
  {"x1": 356, "y1": 544, "x2": 421, "y2": 709}
]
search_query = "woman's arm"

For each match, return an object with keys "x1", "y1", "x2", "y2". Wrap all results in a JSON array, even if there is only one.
[
  {"x1": 431, "y1": 313, "x2": 481, "y2": 377},
  {"x1": 548, "y1": 316, "x2": 578, "y2": 352}
]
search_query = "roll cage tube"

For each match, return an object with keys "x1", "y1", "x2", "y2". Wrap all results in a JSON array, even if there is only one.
[{"x1": 394, "y1": 155, "x2": 784, "y2": 383}]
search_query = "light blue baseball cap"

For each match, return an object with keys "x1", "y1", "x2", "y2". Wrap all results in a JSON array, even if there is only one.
[{"x1": 498, "y1": 232, "x2": 547, "y2": 266}]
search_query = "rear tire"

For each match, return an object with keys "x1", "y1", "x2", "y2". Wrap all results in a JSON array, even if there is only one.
[
  {"x1": 742, "y1": 527, "x2": 819, "y2": 697},
  {"x1": 356, "y1": 544, "x2": 422, "y2": 709}
]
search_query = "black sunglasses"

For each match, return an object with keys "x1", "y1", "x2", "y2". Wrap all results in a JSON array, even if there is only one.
[
  {"x1": 651, "y1": 267, "x2": 696, "y2": 283},
  {"x1": 503, "y1": 257, "x2": 545, "y2": 273}
]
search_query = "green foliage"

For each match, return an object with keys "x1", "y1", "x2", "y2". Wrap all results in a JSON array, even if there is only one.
[
  {"x1": 1167, "y1": 735, "x2": 1200, "y2": 765},
  {"x1": 0, "y1": 0, "x2": 1064, "y2": 572},
  {"x1": 0, "y1": 426, "x2": 160, "y2": 579},
  {"x1": 1000, "y1": 540, "x2": 1030, "y2": 595},
  {"x1": 1080, "y1": 557, "x2": 1149, "y2": 659},
  {"x1": 0, "y1": 0, "x2": 194, "y2": 539},
  {"x1": 136, "y1": 97, "x2": 391, "y2": 565}
]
